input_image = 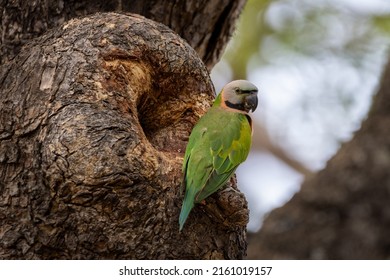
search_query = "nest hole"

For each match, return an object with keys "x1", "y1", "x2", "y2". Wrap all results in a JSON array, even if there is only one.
[{"x1": 137, "y1": 92, "x2": 194, "y2": 154}]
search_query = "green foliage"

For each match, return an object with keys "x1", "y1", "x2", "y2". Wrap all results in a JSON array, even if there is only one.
[
  {"x1": 224, "y1": 0, "x2": 271, "y2": 79},
  {"x1": 373, "y1": 15, "x2": 390, "y2": 35},
  {"x1": 223, "y1": 0, "x2": 390, "y2": 80}
]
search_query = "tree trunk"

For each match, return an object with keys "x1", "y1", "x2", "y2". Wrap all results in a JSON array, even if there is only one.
[
  {"x1": 0, "y1": 3, "x2": 248, "y2": 259},
  {"x1": 247, "y1": 58, "x2": 390, "y2": 259},
  {"x1": 0, "y1": 0, "x2": 246, "y2": 69}
]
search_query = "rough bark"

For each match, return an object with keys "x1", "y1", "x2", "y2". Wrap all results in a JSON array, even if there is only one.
[
  {"x1": 247, "y1": 58, "x2": 390, "y2": 259},
  {"x1": 0, "y1": 13, "x2": 248, "y2": 259},
  {"x1": 0, "y1": 0, "x2": 247, "y2": 69}
]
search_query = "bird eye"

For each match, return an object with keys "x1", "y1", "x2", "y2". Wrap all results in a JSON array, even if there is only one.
[{"x1": 234, "y1": 88, "x2": 240, "y2": 94}]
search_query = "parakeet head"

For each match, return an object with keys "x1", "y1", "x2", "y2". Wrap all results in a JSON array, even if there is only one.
[{"x1": 220, "y1": 80, "x2": 258, "y2": 113}]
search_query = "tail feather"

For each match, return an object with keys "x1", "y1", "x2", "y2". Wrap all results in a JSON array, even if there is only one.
[{"x1": 179, "y1": 190, "x2": 195, "y2": 231}]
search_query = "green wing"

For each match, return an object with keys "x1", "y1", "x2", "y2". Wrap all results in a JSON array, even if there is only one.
[
  {"x1": 184, "y1": 108, "x2": 252, "y2": 203},
  {"x1": 179, "y1": 107, "x2": 252, "y2": 230}
]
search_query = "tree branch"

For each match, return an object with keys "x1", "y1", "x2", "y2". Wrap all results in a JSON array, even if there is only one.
[{"x1": 0, "y1": 13, "x2": 248, "y2": 259}]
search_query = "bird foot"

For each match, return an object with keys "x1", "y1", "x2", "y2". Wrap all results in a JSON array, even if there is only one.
[{"x1": 200, "y1": 200, "x2": 207, "y2": 205}]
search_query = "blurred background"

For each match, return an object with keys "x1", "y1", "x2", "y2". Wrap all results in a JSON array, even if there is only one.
[{"x1": 211, "y1": 0, "x2": 390, "y2": 232}]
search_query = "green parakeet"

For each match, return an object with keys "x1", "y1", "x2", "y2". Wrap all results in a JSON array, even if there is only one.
[{"x1": 179, "y1": 80, "x2": 258, "y2": 231}]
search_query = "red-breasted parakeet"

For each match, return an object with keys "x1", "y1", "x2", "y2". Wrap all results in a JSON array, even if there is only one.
[{"x1": 179, "y1": 80, "x2": 258, "y2": 231}]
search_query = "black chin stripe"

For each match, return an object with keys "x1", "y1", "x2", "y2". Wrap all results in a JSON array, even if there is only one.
[
  {"x1": 225, "y1": 100, "x2": 246, "y2": 112},
  {"x1": 245, "y1": 114, "x2": 252, "y2": 128}
]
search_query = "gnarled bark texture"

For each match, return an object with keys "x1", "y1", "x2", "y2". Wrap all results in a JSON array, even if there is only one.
[
  {"x1": 0, "y1": 13, "x2": 248, "y2": 259},
  {"x1": 247, "y1": 59, "x2": 390, "y2": 259},
  {"x1": 0, "y1": 0, "x2": 246, "y2": 69}
]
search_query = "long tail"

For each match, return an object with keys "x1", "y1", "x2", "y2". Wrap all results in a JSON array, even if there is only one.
[{"x1": 179, "y1": 190, "x2": 195, "y2": 231}]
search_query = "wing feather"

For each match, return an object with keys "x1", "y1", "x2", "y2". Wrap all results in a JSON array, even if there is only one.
[
  {"x1": 194, "y1": 111, "x2": 252, "y2": 201},
  {"x1": 180, "y1": 107, "x2": 253, "y2": 229}
]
